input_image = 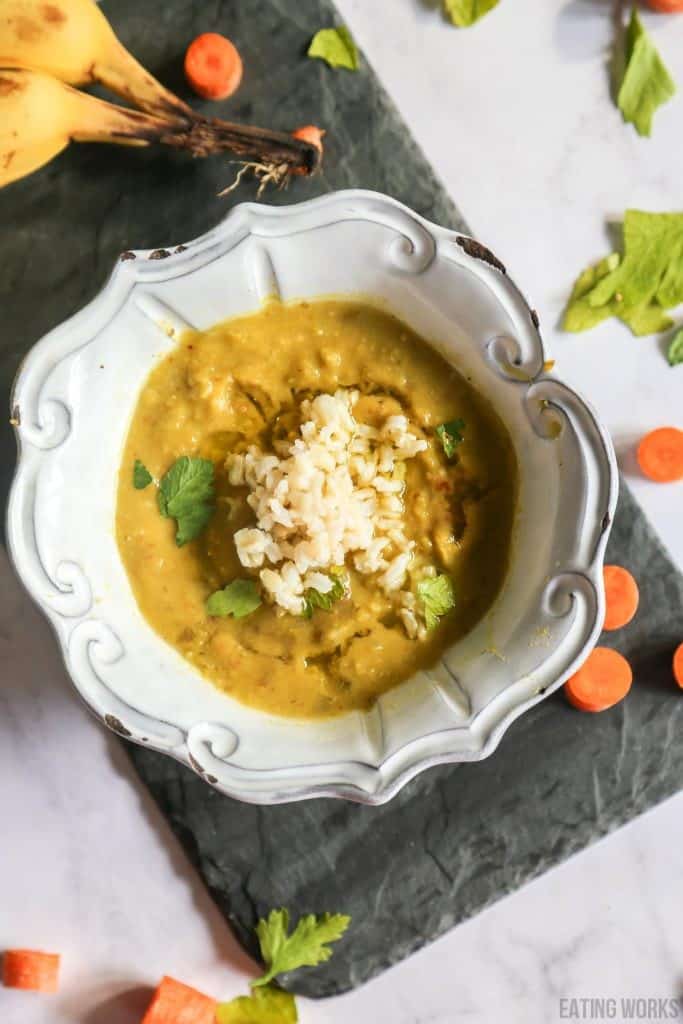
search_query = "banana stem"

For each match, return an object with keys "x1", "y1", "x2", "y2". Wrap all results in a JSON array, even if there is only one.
[
  {"x1": 159, "y1": 118, "x2": 320, "y2": 172},
  {"x1": 71, "y1": 93, "x2": 319, "y2": 173},
  {"x1": 93, "y1": 42, "x2": 195, "y2": 121}
]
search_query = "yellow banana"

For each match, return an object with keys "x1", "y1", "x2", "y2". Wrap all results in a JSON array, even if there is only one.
[
  {"x1": 0, "y1": 0, "x2": 192, "y2": 119},
  {"x1": 0, "y1": 68, "x2": 171, "y2": 188},
  {"x1": 0, "y1": 69, "x2": 319, "y2": 189}
]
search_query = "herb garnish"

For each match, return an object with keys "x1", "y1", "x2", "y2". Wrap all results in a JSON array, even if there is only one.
[
  {"x1": 617, "y1": 8, "x2": 676, "y2": 138},
  {"x1": 418, "y1": 574, "x2": 456, "y2": 630},
  {"x1": 302, "y1": 572, "x2": 347, "y2": 619},
  {"x1": 564, "y1": 210, "x2": 683, "y2": 339},
  {"x1": 443, "y1": 0, "x2": 500, "y2": 27},
  {"x1": 436, "y1": 418, "x2": 466, "y2": 459},
  {"x1": 251, "y1": 909, "x2": 351, "y2": 989},
  {"x1": 308, "y1": 26, "x2": 358, "y2": 70},
  {"x1": 157, "y1": 456, "x2": 215, "y2": 547},
  {"x1": 215, "y1": 908, "x2": 350, "y2": 1022},
  {"x1": 668, "y1": 329, "x2": 683, "y2": 368},
  {"x1": 207, "y1": 579, "x2": 262, "y2": 619},
  {"x1": 133, "y1": 459, "x2": 153, "y2": 490},
  {"x1": 216, "y1": 986, "x2": 296, "y2": 1023}
]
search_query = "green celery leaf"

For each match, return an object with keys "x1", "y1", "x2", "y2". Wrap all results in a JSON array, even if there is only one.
[
  {"x1": 588, "y1": 210, "x2": 683, "y2": 311},
  {"x1": 207, "y1": 579, "x2": 262, "y2": 619},
  {"x1": 308, "y1": 26, "x2": 358, "y2": 69},
  {"x1": 443, "y1": 0, "x2": 500, "y2": 27},
  {"x1": 133, "y1": 459, "x2": 153, "y2": 490},
  {"x1": 252, "y1": 909, "x2": 351, "y2": 988},
  {"x1": 667, "y1": 328, "x2": 683, "y2": 367},
  {"x1": 617, "y1": 8, "x2": 676, "y2": 138},
  {"x1": 417, "y1": 574, "x2": 456, "y2": 631},
  {"x1": 563, "y1": 253, "x2": 621, "y2": 332},
  {"x1": 435, "y1": 418, "x2": 466, "y2": 458},
  {"x1": 618, "y1": 303, "x2": 673, "y2": 337},
  {"x1": 302, "y1": 573, "x2": 347, "y2": 619},
  {"x1": 216, "y1": 986, "x2": 297, "y2": 1024},
  {"x1": 158, "y1": 455, "x2": 215, "y2": 546}
]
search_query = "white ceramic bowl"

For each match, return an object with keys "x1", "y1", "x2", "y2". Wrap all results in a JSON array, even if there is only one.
[{"x1": 8, "y1": 190, "x2": 617, "y2": 805}]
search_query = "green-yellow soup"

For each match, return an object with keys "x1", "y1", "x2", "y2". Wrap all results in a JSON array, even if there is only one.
[{"x1": 116, "y1": 299, "x2": 517, "y2": 718}]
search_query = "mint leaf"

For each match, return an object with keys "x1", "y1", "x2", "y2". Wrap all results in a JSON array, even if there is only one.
[
  {"x1": 417, "y1": 574, "x2": 456, "y2": 630},
  {"x1": 133, "y1": 459, "x2": 153, "y2": 490},
  {"x1": 668, "y1": 328, "x2": 683, "y2": 367},
  {"x1": 617, "y1": 8, "x2": 676, "y2": 138},
  {"x1": 444, "y1": 0, "x2": 500, "y2": 27},
  {"x1": 436, "y1": 419, "x2": 466, "y2": 459},
  {"x1": 308, "y1": 26, "x2": 358, "y2": 69},
  {"x1": 216, "y1": 986, "x2": 297, "y2": 1024},
  {"x1": 252, "y1": 909, "x2": 351, "y2": 988},
  {"x1": 207, "y1": 579, "x2": 262, "y2": 619},
  {"x1": 158, "y1": 456, "x2": 214, "y2": 547},
  {"x1": 302, "y1": 573, "x2": 346, "y2": 619}
]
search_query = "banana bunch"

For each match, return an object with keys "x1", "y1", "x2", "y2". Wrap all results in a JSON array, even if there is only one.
[{"x1": 0, "y1": 0, "x2": 317, "y2": 189}]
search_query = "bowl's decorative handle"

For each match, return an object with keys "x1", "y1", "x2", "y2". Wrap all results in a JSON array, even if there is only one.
[{"x1": 68, "y1": 619, "x2": 186, "y2": 750}]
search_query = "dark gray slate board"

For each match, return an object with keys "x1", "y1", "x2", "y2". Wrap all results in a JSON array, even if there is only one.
[{"x1": 1, "y1": 0, "x2": 682, "y2": 1001}]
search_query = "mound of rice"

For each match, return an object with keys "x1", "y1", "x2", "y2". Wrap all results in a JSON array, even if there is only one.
[{"x1": 226, "y1": 389, "x2": 430, "y2": 635}]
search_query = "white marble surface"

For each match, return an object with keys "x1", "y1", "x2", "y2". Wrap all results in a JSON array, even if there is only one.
[{"x1": 3, "y1": 1, "x2": 683, "y2": 1021}]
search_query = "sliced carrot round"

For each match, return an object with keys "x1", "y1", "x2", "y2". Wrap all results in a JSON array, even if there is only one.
[
  {"x1": 564, "y1": 647, "x2": 632, "y2": 712},
  {"x1": 2, "y1": 950, "x2": 61, "y2": 993},
  {"x1": 184, "y1": 33, "x2": 243, "y2": 101},
  {"x1": 636, "y1": 427, "x2": 683, "y2": 483},
  {"x1": 646, "y1": 0, "x2": 683, "y2": 11},
  {"x1": 602, "y1": 565, "x2": 639, "y2": 631},
  {"x1": 674, "y1": 643, "x2": 683, "y2": 689}
]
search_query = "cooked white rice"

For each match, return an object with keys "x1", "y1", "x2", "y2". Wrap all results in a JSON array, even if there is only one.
[{"x1": 227, "y1": 389, "x2": 430, "y2": 626}]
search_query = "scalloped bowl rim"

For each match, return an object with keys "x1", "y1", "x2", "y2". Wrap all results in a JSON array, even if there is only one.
[{"x1": 7, "y1": 189, "x2": 618, "y2": 805}]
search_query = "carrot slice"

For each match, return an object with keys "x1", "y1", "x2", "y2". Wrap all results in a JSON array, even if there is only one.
[
  {"x1": 141, "y1": 975, "x2": 216, "y2": 1024},
  {"x1": 636, "y1": 427, "x2": 683, "y2": 483},
  {"x1": 2, "y1": 950, "x2": 60, "y2": 993},
  {"x1": 603, "y1": 565, "x2": 639, "y2": 631},
  {"x1": 647, "y1": 0, "x2": 683, "y2": 10},
  {"x1": 674, "y1": 643, "x2": 683, "y2": 689},
  {"x1": 564, "y1": 647, "x2": 633, "y2": 712},
  {"x1": 184, "y1": 33, "x2": 243, "y2": 101}
]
